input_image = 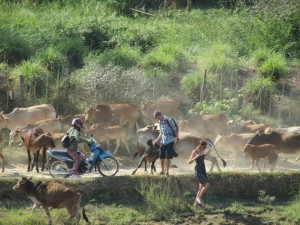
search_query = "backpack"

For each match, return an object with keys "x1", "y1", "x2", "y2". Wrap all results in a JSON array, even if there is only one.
[
  {"x1": 165, "y1": 118, "x2": 179, "y2": 137},
  {"x1": 61, "y1": 134, "x2": 74, "y2": 148}
]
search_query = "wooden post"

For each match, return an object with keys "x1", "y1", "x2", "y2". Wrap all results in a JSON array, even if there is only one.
[
  {"x1": 268, "y1": 90, "x2": 272, "y2": 116},
  {"x1": 19, "y1": 75, "x2": 25, "y2": 106},
  {"x1": 200, "y1": 69, "x2": 207, "y2": 101},
  {"x1": 153, "y1": 67, "x2": 157, "y2": 100},
  {"x1": 46, "y1": 73, "x2": 48, "y2": 99}
]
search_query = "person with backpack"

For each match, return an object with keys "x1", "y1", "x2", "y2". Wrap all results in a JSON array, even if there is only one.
[
  {"x1": 67, "y1": 118, "x2": 91, "y2": 178},
  {"x1": 153, "y1": 110, "x2": 179, "y2": 176}
]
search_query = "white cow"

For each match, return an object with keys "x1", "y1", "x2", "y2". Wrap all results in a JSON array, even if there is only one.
[{"x1": 0, "y1": 104, "x2": 56, "y2": 145}]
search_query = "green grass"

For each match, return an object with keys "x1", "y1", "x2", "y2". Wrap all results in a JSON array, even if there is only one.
[{"x1": 1, "y1": 195, "x2": 300, "y2": 225}]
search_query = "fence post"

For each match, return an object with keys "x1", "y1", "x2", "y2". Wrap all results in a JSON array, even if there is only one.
[
  {"x1": 153, "y1": 67, "x2": 157, "y2": 100},
  {"x1": 200, "y1": 69, "x2": 207, "y2": 101},
  {"x1": 19, "y1": 75, "x2": 25, "y2": 106}
]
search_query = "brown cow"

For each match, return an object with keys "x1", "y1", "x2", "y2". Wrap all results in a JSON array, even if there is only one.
[
  {"x1": 226, "y1": 121, "x2": 270, "y2": 134},
  {"x1": 141, "y1": 98, "x2": 180, "y2": 124},
  {"x1": 135, "y1": 125, "x2": 226, "y2": 172},
  {"x1": 109, "y1": 104, "x2": 140, "y2": 133},
  {"x1": 214, "y1": 133, "x2": 254, "y2": 167},
  {"x1": 0, "y1": 134, "x2": 4, "y2": 172},
  {"x1": 179, "y1": 114, "x2": 228, "y2": 138},
  {"x1": 10, "y1": 118, "x2": 61, "y2": 146},
  {"x1": 13, "y1": 176, "x2": 90, "y2": 225},
  {"x1": 0, "y1": 104, "x2": 56, "y2": 145},
  {"x1": 85, "y1": 105, "x2": 113, "y2": 127},
  {"x1": 58, "y1": 114, "x2": 86, "y2": 132},
  {"x1": 21, "y1": 128, "x2": 55, "y2": 173},
  {"x1": 132, "y1": 140, "x2": 160, "y2": 175},
  {"x1": 247, "y1": 130, "x2": 300, "y2": 158},
  {"x1": 244, "y1": 144, "x2": 278, "y2": 172},
  {"x1": 86, "y1": 125, "x2": 130, "y2": 154}
]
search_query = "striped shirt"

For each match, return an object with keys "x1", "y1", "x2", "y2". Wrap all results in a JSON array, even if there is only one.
[{"x1": 159, "y1": 116, "x2": 177, "y2": 145}]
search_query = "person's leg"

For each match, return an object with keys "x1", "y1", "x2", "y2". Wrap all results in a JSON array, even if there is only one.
[
  {"x1": 198, "y1": 182, "x2": 210, "y2": 202},
  {"x1": 73, "y1": 152, "x2": 81, "y2": 174},
  {"x1": 67, "y1": 150, "x2": 78, "y2": 175},
  {"x1": 160, "y1": 159, "x2": 165, "y2": 174},
  {"x1": 165, "y1": 159, "x2": 170, "y2": 175}
]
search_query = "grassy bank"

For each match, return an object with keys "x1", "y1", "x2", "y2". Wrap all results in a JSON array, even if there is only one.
[{"x1": 1, "y1": 174, "x2": 300, "y2": 224}]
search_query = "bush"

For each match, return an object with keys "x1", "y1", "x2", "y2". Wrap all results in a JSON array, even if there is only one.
[
  {"x1": 258, "y1": 53, "x2": 288, "y2": 81},
  {"x1": 0, "y1": 28, "x2": 31, "y2": 65},
  {"x1": 37, "y1": 46, "x2": 67, "y2": 73}
]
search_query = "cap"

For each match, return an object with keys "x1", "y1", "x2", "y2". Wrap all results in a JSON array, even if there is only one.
[{"x1": 153, "y1": 110, "x2": 162, "y2": 119}]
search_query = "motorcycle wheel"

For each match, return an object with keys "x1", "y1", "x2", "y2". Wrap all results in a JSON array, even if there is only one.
[
  {"x1": 98, "y1": 156, "x2": 119, "y2": 177},
  {"x1": 49, "y1": 161, "x2": 69, "y2": 178}
]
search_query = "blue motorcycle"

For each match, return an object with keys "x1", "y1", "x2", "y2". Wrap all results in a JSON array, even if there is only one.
[{"x1": 46, "y1": 138, "x2": 119, "y2": 178}]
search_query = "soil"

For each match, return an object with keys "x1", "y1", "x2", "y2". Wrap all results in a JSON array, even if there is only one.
[{"x1": 1, "y1": 145, "x2": 299, "y2": 179}]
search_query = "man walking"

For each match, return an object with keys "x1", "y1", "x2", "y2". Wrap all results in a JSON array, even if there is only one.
[{"x1": 153, "y1": 110, "x2": 179, "y2": 176}]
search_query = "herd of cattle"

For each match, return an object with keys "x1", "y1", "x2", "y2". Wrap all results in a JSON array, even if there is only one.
[{"x1": 1, "y1": 98, "x2": 300, "y2": 174}]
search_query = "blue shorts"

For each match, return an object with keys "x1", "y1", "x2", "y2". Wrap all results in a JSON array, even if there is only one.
[{"x1": 159, "y1": 142, "x2": 174, "y2": 159}]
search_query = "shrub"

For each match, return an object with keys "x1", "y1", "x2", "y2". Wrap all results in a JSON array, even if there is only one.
[
  {"x1": 0, "y1": 28, "x2": 31, "y2": 65},
  {"x1": 99, "y1": 46, "x2": 140, "y2": 68},
  {"x1": 258, "y1": 53, "x2": 288, "y2": 81},
  {"x1": 37, "y1": 46, "x2": 67, "y2": 73}
]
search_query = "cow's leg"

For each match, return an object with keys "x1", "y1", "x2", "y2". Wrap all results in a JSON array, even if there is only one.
[
  {"x1": 0, "y1": 152, "x2": 4, "y2": 172},
  {"x1": 132, "y1": 156, "x2": 147, "y2": 175},
  {"x1": 206, "y1": 155, "x2": 221, "y2": 172},
  {"x1": 114, "y1": 139, "x2": 120, "y2": 155},
  {"x1": 41, "y1": 147, "x2": 46, "y2": 172},
  {"x1": 34, "y1": 151, "x2": 40, "y2": 173},
  {"x1": 43, "y1": 207, "x2": 53, "y2": 225},
  {"x1": 122, "y1": 139, "x2": 130, "y2": 155},
  {"x1": 256, "y1": 159, "x2": 261, "y2": 172},
  {"x1": 250, "y1": 159, "x2": 255, "y2": 171},
  {"x1": 67, "y1": 205, "x2": 80, "y2": 225},
  {"x1": 296, "y1": 153, "x2": 300, "y2": 161},
  {"x1": 27, "y1": 149, "x2": 31, "y2": 172}
]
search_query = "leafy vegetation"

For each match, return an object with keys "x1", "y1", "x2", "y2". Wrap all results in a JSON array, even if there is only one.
[{"x1": 0, "y1": 0, "x2": 299, "y2": 124}]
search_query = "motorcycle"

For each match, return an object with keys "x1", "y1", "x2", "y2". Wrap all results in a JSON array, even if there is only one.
[{"x1": 46, "y1": 137, "x2": 119, "y2": 178}]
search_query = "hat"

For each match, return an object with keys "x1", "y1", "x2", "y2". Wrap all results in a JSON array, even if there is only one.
[{"x1": 153, "y1": 110, "x2": 162, "y2": 119}]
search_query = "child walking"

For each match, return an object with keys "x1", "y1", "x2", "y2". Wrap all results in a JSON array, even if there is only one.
[{"x1": 188, "y1": 141, "x2": 210, "y2": 207}]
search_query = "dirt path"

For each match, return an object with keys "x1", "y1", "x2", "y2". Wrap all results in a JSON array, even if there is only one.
[{"x1": 1, "y1": 146, "x2": 299, "y2": 179}]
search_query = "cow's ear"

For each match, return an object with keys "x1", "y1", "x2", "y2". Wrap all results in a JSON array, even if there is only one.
[{"x1": 28, "y1": 176, "x2": 33, "y2": 180}]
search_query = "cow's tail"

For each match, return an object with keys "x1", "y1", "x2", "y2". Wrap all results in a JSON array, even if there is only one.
[
  {"x1": 207, "y1": 139, "x2": 227, "y2": 167},
  {"x1": 82, "y1": 204, "x2": 90, "y2": 224}
]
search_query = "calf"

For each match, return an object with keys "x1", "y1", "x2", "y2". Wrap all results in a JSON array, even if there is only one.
[
  {"x1": 0, "y1": 134, "x2": 4, "y2": 172},
  {"x1": 13, "y1": 176, "x2": 90, "y2": 225},
  {"x1": 86, "y1": 124, "x2": 130, "y2": 154},
  {"x1": 244, "y1": 144, "x2": 278, "y2": 172},
  {"x1": 132, "y1": 140, "x2": 160, "y2": 175}
]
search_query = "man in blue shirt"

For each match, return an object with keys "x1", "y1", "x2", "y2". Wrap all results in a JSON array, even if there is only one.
[{"x1": 153, "y1": 110, "x2": 179, "y2": 176}]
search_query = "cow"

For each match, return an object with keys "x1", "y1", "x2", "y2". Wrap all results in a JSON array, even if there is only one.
[
  {"x1": 0, "y1": 104, "x2": 56, "y2": 145},
  {"x1": 21, "y1": 128, "x2": 55, "y2": 173},
  {"x1": 0, "y1": 134, "x2": 4, "y2": 172},
  {"x1": 179, "y1": 114, "x2": 228, "y2": 138},
  {"x1": 10, "y1": 118, "x2": 61, "y2": 146},
  {"x1": 132, "y1": 140, "x2": 160, "y2": 175},
  {"x1": 86, "y1": 125, "x2": 130, "y2": 154},
  {"x1": 214, "y1": 133, "x2": 254, "y2": 167},
  {"x1": 13, "y1": 176, "x2": 90, "y2": 225},
  {"x1": 85, "y1": 105, "x2": 113, "y2": 127},
  {"x1": 247, "y1": 130, "x2": 300, "y2": 160},
  {"x1": 135, "y1": 125, "x2": 226, "y2": 172},
  {"x1": 244, "y1": 143, "x2": 279, "y2": 172},
  {"x1": 275, "y1": 126, "x2": 300, "y2": 133},
  {"x1": 109, "y1": 104, "x2": 140, "y2": 134},
  {"x1": 141, "y1": 98, "x2": 180, "y2": 124},
  {"x1": 226, "y1": 121, "x2": 270, "y2": 134},
  {"x1": 58, "y1": 114, "x2": 86, "y2": 132}
]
